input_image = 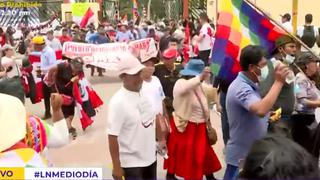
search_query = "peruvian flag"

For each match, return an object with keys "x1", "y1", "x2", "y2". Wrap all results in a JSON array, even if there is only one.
[
  {"x1": 73, "y1": 78, "x2": 94, "y2": 131},
  {"x1": 80, "y1": 7, "x2": 94, "y2": 28},
  {"x1": 183, "y1": 22, "x2": 190, "y2": 64}
]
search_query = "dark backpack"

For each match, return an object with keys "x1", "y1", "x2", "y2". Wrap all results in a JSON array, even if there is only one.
[{"x1": 301, "y1": 25, "x2": 316, "y2": 48}]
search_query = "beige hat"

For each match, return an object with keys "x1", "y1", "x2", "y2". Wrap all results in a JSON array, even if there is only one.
[
  {"x1": 118, "y1": 53, "x2": 145, "y2": 75},
  {"x1": 0, "y1": 93, "x2": 26, "y2": 152}
]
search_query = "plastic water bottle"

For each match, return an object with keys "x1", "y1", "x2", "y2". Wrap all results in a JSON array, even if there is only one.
[
  {"x1": 157, "y1": 142, "x2": 168, "y2": 159},
  {"x1": 273, "y1": 60, "x2": 295, "y2": 84}
]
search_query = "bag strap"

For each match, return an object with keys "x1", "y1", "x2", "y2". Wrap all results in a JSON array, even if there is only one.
[{"x1": 194, "y1": 88, "x2": 209, "y2": 122}]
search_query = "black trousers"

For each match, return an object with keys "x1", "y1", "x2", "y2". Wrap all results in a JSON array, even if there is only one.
[
  {"x1": 42, "y1": 77, "x2": 52, "y2": 114},
  {"x1": 123, "y1": 161, "x2": 157, "y2": 180},
  {"x1": 198, "y1": 50, "x2": 211, "y2": 66}
]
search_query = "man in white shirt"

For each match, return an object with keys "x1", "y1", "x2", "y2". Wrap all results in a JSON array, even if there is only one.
[
  {"x1": 281, "y1": 13, "x2": 293, "y2": 33},
  {"x1": 198, "y1": 13, "x2": 214, "y2": 66},
  {"x1": 108, "y1": 53, "x2": 157, "y2": 180},
  {"x1": 46, "y1": 30, "x2": 62, "y2": 51}
]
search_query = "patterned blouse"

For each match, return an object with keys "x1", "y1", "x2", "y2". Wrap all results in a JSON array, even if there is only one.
[{"x1": 295, "y1": 72, "x2": 320, "y2": 114}]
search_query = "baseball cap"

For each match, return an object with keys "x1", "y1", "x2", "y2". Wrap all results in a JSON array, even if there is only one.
[
  {"x1": 118, "y1": 53, "x2": 145, "y2": 75},
  {"x1": 0, "y1": 93, "x2": 26, "y2": 152},
  {"x1": 162, "y1": 48, "x2": 179, "y2": 59},
  {"x1": 32, "y1": 36, "x2": 45, "y2": 45},
  {"x1": 275, "y1": 35, "x2": 295, "y2": 49}
]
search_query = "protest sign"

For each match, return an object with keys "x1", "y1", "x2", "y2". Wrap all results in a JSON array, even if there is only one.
[{"x1": 62, "y1": 38, "x2": 157, "y2": 74}]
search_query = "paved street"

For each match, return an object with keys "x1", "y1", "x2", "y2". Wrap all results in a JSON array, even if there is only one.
[{"x1": 25, "y1": 69, "x2": 226, "y2": 179}]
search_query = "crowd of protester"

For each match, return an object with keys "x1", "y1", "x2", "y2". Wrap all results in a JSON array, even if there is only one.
[{"x1": 2, "y1": 11, "x2": 320, "y2": 180}]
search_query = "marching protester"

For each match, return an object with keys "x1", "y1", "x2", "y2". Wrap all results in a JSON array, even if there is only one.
[
  {"x1": 281, "y1": 13, "x2": 293, "y2": 33},
  {"x1": 0, "y1": 76, "x2": 69, "y2": 166},
  {"x1": 165, "y1": 59, "x2": 221, "y2": 180},
  {"x1": 297, "y1": 13, "x2": 319, "y2": 50},
  {"x1": 224, "y1": 45, "x2": 289, "y2": 180},
  {"x1": 5, "y1": 26, "x2": 15, "y2": 46},
  {"x1": 197, "y1": 13, "x2": 214, "y2": 66},
  {"x1": 0, "y1": 94, "x2": 47, "y2": 167},
  {"x1": 154, "y1": 48, "x2": 183, "y2": 118},
  {"x1": 260, "y1": 35, "x2": 297, "y2": 134},
  {"x1": 108, "y1": 53, "x2": 156, "y2": 180},
  {"x1": 291, "y1": 52, "x2": 320, "y2": 158},
  {"x1": 59, "y1": 28, "x2": 73, "y2": 46},
  {"x1": 213, "y1": 77, "x2": 231, "y2": 146},
  {"x1": 88, "y1": 25, "x2": 109, "y2": 77},
  {"x1": 1, "y1": 44, "x2": 20, "y2": 79},
  {"x1": 32, "y1": 36, "x2": 57, "y2": 119},
  {"x1": 140, "y1": 53, "x2": 170, "y2": 158},
  {"x1": 116, "y1": 23, "x2": 134, "y2": 42},
  {"x1": 45, "y1": 56, "x2": 77, "y2": 139},
  {"x1": 46, "y1": 30, "x2": 63, "y2": 51}
]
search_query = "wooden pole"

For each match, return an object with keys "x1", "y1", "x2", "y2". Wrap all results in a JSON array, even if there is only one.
[
  {"x1": 244, "y1": 0, "x2": 317, "y2": 57},
  {"x1": 183, "y1": 0, "x2": 188, "y2": 19},
  {"x1": 292, "y1": 0, "x2": 298, "y2": 34}
]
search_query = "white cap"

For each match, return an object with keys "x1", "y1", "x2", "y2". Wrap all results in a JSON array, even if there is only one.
[{"x1": 118, "y1": 53, "x2": 145, "y2": 75}]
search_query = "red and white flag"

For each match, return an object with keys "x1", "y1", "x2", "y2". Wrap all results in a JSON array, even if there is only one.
[{"x1": 80, "y1": 7, "x2": 94, "y2": 28}]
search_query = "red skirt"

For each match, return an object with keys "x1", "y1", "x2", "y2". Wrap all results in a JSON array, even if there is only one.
[{"x1": 164, "y1": 119, "x2": 222, "y2": 180}]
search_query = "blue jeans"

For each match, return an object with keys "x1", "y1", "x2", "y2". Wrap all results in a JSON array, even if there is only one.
[
  {"x1": 223, "y1": 164, "x2": 239, "y2": 180},
  {"x1": 220, "y1": 92, "x2": 230, "y2": 145}
]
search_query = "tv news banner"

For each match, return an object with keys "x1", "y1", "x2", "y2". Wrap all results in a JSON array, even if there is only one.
[{"x1": 0, "y1": 168, "x2": 103, "y2": 180}]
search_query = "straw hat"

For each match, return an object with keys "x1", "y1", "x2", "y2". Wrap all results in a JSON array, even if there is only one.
[{"x1": 0, "y1": 93, "x2": 26, "y2": 152}]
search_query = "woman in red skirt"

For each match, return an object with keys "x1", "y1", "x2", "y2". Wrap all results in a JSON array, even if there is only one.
[{"x1": 164, "y1": 59, "x2": 221, "y2": 180}]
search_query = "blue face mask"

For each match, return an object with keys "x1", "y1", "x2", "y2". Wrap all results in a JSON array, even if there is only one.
[{"x1": 294, "y1": 84, "x2": 301, "y2": 94}]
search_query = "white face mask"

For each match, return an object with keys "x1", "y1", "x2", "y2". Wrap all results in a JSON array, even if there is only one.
[
  {"x1": 283, "y1": 54, "x2": 295, "y2": 65},
  {"x1": 255, "y1": 65, "x2": 269, "y2": 82}
]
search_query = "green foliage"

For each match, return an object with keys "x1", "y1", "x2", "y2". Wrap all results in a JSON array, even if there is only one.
[{"x1": 119, "y1": 0, "x2": 167, "y2": 20}]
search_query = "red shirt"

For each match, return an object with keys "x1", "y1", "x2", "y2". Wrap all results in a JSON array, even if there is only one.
[
  {"x1": 0, "y1": 33, "x2": 6, "y2": 46},
  {"x1": 59, "y1": 35, "x2": 72, "y2": 45}
]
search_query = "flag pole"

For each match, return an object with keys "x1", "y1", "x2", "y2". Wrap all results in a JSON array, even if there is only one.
[
  {"x1": 292, "y1": 0, "x2": 298, "y2": 34},
  {"x1": 244, "y1": 0, "x2": 318, "y2": 57}
]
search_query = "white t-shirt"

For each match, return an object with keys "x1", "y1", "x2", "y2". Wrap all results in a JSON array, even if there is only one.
[
  {"x1": 282, "y1": 21, "x2": 293, "y2": 33},
  {"x1": 107, "y1": 87, "x2": 156, "y2": 168},
  {"x1": 46, "y1": 38, "x2": 62, "y2": 51},
  {"x1": 141, "y1": 76, "x2": 165, "y2": 115},
  {"x1": 199, "y1": 23, "x2": 214, "y2": 51},
  {"x1": 297, "y1": 25, "x2": 319, "y2": 38}
]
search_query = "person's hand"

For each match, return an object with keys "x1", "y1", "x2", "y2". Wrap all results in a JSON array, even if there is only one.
[
  {"x1": 200, "y1": 67, "x2": 211, "y2": 82},
  {"x1": 216, "y1": 103, "x2": 223, "y2": 113},
  {"x1": 274, "y1": 64, "x2": 290, "y2": 84},
  {"x1": 112, "y1": 165, "x2": 124, "y2": 180},
  {"x1": 71, "y1": 75, "x2": 79, "y2": 83},
  {"x1": 0, "y1": 69, "x2": 7, "y2": 78},
  {"x1": 51, "y1": 93, "x2": 63, "y2": 112}
]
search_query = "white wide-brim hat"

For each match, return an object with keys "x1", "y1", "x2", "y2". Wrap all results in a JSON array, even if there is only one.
[{"x1": 0, "y1": 93, "x2": 26, "y2": 152}]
